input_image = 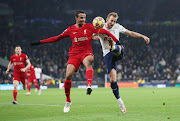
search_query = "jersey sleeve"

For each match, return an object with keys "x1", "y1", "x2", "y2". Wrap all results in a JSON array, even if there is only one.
[
  {"x1": 98, "y1": 29, "x2": 119, "y2": 42},
  {"x1": 25, "y1": 55, "x2": 29, "y2": 60},
  {"x1": 118, "y1": 24, "x2": 126, "y2": 33},
  {"x1": 40, "y1": 27, "x2": 70, "y2": 44},
  {"x1": 10, "y1": 56, "x2": 13, "y2": 63}
]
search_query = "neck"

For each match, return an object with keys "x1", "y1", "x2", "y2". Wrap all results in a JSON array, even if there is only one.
[
  {"x1": 76, "y1": 23, "x2": 83, "y2": 28},
  {"x1": 16, "y1": 53, "x2": 21, "y2": 56}
]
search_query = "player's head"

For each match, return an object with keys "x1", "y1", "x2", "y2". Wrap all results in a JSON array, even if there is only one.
[
  {"x1": 106, "y1": 12, "x2": 119, "y2": 29},
  {"x1": 75, "y1": 10, "x2": 86, "y2": 27},
  {"x1": 14, "y1": 45, "x2": 22, "y2": 55}
]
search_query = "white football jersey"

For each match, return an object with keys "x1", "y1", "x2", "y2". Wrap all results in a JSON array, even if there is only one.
[
  {"x1": 35, "y1": 67, "x2": 42, "y2": 79},
  {"x1": 98, "y1": 23, "x2": 126, "y2": 56}
]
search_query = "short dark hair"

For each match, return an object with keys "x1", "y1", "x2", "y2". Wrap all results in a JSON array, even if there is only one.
[
  {"x1": 15, "y1": 45, "x2": 21, "y2": 48},
  {"x1": 75, "y1": 10, "x2": 85, "y2": 18}
]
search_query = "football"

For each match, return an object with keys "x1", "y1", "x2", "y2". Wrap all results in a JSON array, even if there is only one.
[{"x1": 92, "y1": 16, "x2": 105, "y2": 29}]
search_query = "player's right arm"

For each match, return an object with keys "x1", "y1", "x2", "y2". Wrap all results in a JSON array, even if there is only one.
[
  {"x1": 6, "y1": 62, "x2": 13, "y2": 74},
  {"x1": 30, "y1": 27, "x2": 70, "y2": 46}
]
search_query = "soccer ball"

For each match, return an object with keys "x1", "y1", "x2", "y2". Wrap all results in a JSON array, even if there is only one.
[{"x1": 92, "y1": 16, "x2": 105, "y2": 29}]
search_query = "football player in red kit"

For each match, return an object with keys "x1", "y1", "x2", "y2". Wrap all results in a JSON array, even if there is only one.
[
  {"x1": 6, "y1": 45, "x2": 31, "y2": 104},
  {"x1": 30, "y1": 10, "x2": 119, "y2": 113},
  {"x1": 26, "y1": 64, "x2": 41, "y2": 96}
]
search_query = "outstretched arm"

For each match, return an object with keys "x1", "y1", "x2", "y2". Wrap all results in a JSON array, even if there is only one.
[
  {"x1": 124, "y1": 29, "x2": 150, "y2": 44},
  {"x1": 30, "y1": 27, "x2": 70, "y2": 46},
  {"x1": 30, "y1": 34, "x2": 66, "y2": 46},
  {"x1": 98, "y1": 29, "x2": 118, "y2": 42}
]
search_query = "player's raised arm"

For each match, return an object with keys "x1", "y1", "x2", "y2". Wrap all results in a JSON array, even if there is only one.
[
  {"x1": 30, "y1": 28, "x2": 70, "y2": 46},
  {"x1": 5, "y1": 61, "x2": 13, "y2": 74},
  {"x1": 123, "y1": 29, "x2": 150, "y2": 44}
]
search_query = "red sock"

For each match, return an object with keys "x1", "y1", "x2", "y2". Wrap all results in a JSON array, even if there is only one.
[
  {"x1": 27, "y1": 84, "x2": 31, "y2": 92},
  {"x1": 86, "y1": 67, "x2": 93, "y2": 87},
  {"x1": 64, "y1": 79, "x2": 72, "y2": 102},
  {"x1": 35, "y1": 84, "x2": 40, "y2": 90},
  {"x1": 13, "y1": 90, "x2": 17, "y2": 101}
]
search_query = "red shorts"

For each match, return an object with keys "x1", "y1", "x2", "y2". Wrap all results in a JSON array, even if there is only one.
[
  {"x1": 13, "y1": 76, "x2": 27, "y2": 85},
  {"x1": 28, "y1": 74, "x2": 38, "y2": 83},
  {"x1": 67, "y1": 52, "x2": 94, "y2": 70}
]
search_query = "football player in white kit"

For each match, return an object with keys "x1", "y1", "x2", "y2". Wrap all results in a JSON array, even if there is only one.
[
  {"x1": 92, "y1": 12, "x2": 150, "y2": 113},
  {"x1": 35, "y1": 65, "x2": 42, "y2": 91}
]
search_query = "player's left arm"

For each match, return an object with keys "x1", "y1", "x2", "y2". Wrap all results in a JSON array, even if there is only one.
[
  {"x1": 123, "y1": 29, "x2": 150, "y2": 44},
  {"x1": 20, "y1": 59, "x2": 31, "y2": 72},
  {"x1": 91, "y1": 34, "x2": 100, "y2": 40},
  {"x1": 30, "y1": 27, "x2": 70, "y2": 46}
]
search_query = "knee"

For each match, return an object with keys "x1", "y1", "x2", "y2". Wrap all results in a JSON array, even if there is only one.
[
  {"x1": 14, "y1": 85, "x2": 18, "y2": 90},
  {"x1": 85, "y1": 61, "x2": 93, "y2": 68},
  {"x1": 110, "y1": 75, "x2": 117, "y2": 82},
  {"x1": 66, "y1": 73, "x2": 73, "y2": 80},
  {"x1": 110, "y1": 78, "x2": 116, "y2": 83}
]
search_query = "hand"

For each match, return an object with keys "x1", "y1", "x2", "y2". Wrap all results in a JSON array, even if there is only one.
[
  {"x1": 30, "y1": 41, "x2": 41, "y2": 46},
  {"x1": 91, "y1": 36, "x2": 99, "y2": 40},
  {"x1": 143, "y1": 36, "x2": 150, "y2": 44},
  {"x1": 5, "y1": 70, "x2": 9, "y2": 74},
  {"x1": 20, "y1": 68, "x2": 26, "y2": 72}
]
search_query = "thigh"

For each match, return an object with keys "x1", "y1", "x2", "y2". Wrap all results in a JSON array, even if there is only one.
[
  {"x1": 104, "y1": 52, "x2": 117, "y2": 74},
  {"x1": 114, "y1": 45, "x2": 124, "y2": 60},
  {"x1": 82, "y1": 53, "x2": 94, "y2": 68},
  {"x1": 20, "y1": 76, "x2": 27, "y2": 85},
  {"x1": 13, "y1": 80, "x2": 19, "y2": 86},
  {"x1": 65, "y1": 64, "x2": 77, "y2": 80}
]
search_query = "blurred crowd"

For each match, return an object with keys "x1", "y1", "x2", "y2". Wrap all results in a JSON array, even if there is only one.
[{"x1": 0, "y1": 0, "x2": 180, "y2": 84}]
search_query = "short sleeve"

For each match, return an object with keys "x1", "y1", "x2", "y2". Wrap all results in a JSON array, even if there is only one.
[
  {"x1": 10, "y1": 56, "x2": 13, "y2": 63},
  {"x1": 40, "y1": 68, "x2": 42, "y2": 73},
  {"x1": 118, "y1": 24, "x2": 126, "y2": 33},
  {"x1": 25, "y1": 55, "x2": 28, "y2": 60}
]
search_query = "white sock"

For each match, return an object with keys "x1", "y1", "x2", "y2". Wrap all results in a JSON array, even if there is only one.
[{"x1": 117, "y1": 98, "x2": 124, "y2": 105}]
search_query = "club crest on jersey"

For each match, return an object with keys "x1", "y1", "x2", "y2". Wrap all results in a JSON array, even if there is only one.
[{"x1": 84, "y1": 29, "x2": 87, "y2": 34}]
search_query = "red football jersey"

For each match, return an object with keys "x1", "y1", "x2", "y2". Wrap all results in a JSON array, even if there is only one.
[
  {"x1": 27, "y1": 64, "x2": 35, "y2": 76},
  {"x1": 40, "y1": 23, "x2": 118, "y2": 55},
  {"x1": 62, "y1": 23, "x2": 99, "y2": 55},
  {"x1": 10, "y1": 53, "x2": 28, "y2": 77}
]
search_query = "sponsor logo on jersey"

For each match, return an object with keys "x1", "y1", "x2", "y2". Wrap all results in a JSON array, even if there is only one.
[
  {"x1": 14, "y1": 62, "x2": 23, "y2": 65},
  {"x1": 74, "y1": 37, "x2": 88, "y2": 42},
  {"x1": 73, "y1": 32, "x2": 77, "y2": 34}
]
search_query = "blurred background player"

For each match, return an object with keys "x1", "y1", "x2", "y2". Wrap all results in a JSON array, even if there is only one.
[
  {"x1": 92, "y1": 12, "x2": 150, "y2": 113},
  {"x1": 5, "y1": 45, "x2": 31, "y2": 104},
  {"x1": 30, "y1": 10, "x2": 119, "y2": 113},
  {"x1": 26, "y1": 64, "x2": 41, "y2": 95},
  {"x1": 34, "y1": 64, "x2": 42, "y2": 92}
]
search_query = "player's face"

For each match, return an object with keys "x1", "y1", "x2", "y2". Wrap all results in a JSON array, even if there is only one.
[
  {"x1": 106, "y1": 16, "x2": 117, "y2": 29},
  {"x1": 76, "y1": 13, "x2": 86, "y2": 27},
  {"x1": 14, "y1": 47, "x2": 22, "y2": 55}
]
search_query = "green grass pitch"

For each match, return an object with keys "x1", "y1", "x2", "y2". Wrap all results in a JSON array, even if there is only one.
[{"x1": 0, "y1": 87, "x2": 180, "y2": 121}]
